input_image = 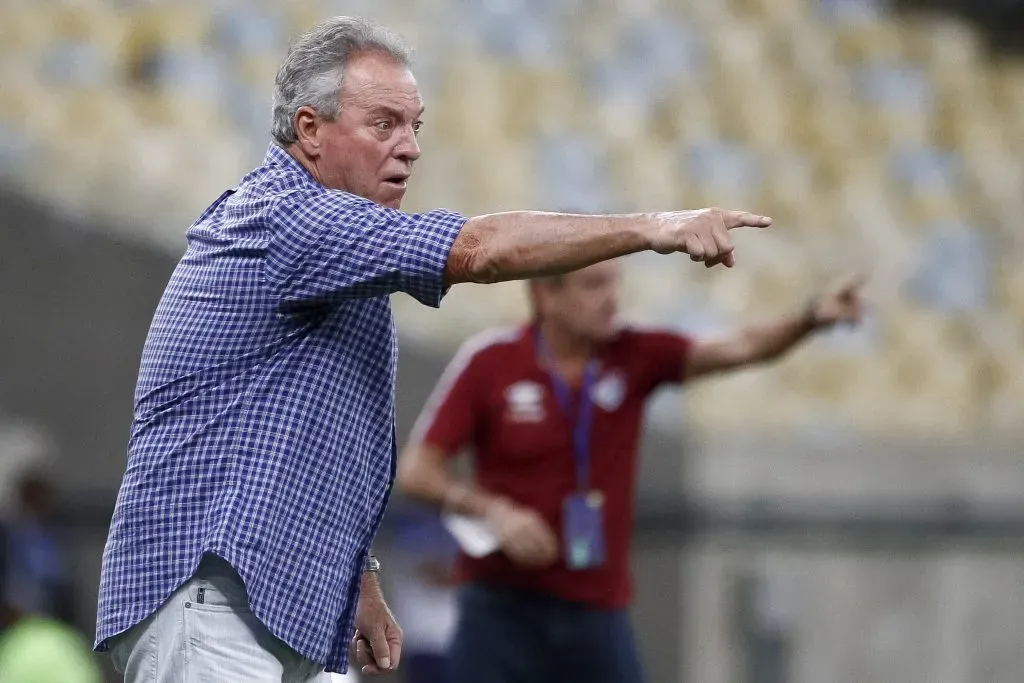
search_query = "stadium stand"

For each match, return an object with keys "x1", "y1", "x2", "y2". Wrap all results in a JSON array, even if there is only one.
[{"x1": 1, "y1": 0, "x2": 1020, "y2": 437}]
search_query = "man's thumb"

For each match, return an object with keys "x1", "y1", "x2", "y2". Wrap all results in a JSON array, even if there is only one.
[{"x1": 370, "y1": 628, "x2": 392, "y2": 670}]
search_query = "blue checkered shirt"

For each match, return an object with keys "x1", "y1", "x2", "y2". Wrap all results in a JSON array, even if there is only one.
[{"x1": 94, "y1": 144, "x2": 466, "y2": 673}]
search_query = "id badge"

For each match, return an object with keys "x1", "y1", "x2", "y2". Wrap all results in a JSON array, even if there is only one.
[{"x1": 563, "y1": 491, "x2": 606, "y2": 570}]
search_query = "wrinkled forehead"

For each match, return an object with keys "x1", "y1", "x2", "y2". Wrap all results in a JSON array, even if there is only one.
[{"x1": 339, "y1": 52, "x2": 422, "y2": 113}]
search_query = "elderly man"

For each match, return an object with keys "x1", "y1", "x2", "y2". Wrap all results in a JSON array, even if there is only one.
[{"x1": 94, "y1": 15, "x2": 772, "y2": 682}]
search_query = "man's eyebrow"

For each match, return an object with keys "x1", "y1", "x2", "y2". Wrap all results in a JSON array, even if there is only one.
[{"x1": 368, "y1": 104, "x2": 425, "y2": 119}]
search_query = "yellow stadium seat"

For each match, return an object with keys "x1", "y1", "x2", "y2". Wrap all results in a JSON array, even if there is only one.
[
  {"x1": 48, "y1": 4, "x2": 115, "y2": 42},
  {"x1": 502, "y1": 66, "x2": 582, "y2": 140},
  {"x1": 686, "y1": 0, "x2": 739, "y2": 30},
  {"x1": 833, "y1": 20, "x2": 905, "y2": 66},
  {"x1": 122, "y1": 4, "x2": 213, "y2": 56},
  {"x1": 60, "y1": 89, "x2": 140, "y2": 141},
  {"x1": 0, "y1": 79, "x2": 67, "y2": 139},
  {"x1": 962, "y1": 144, "x2": 1023, "y2": 216},
  {"x1": 461, "y1": 142, "x2": 535, "y2": 213},
  {"x1": 900, "y1": 190, "x2": 968, "y2": 226},
  {"x1": 235, "y1": 55, "x2": 281, "y2": 88},
  {"x1": 860, "y1": 102, "x2": 934, "y2": 148},
  {"x1": 996, "y1": 267, "x2": 1024, "y2": 320},
  {"x1": 284, "y1": 1, "x2": 324, "y2": 34},
  {"x1": 609, "y1": 140, "x2": 680, "y2": 212},
  {"x1": 398, "y1": 146, "x2": 470, "y2": 214},
  {"x1": 435, "y1": 58, "x2": 509, "y2": 144},
  {"x1": 705, "y1": 19, "x2": 769, "y2": 82},
  {"x1": 730, "y1": 0, "x2": 810, "y2": 23},
  {"x1": 710, "y1": 261, "x2": 807, "y2": 313},
  {"x1": 648, "y1": 90, "x2": 720, "y2": 147},
  {"x1": 922, "y1": 17, "x2": 983, "y2": 77},
  {"x1": 989, "y1": 378, "x2": 1024, "y2": 433},
  {"x1": 992, "y1": 62, "x2": 1024, "y2": 136},
  {"x1": 885, "y1": 307, "x2": 952, "y2": 355},
  {"x1": 591, "y1": 96, "x2": 654, "y2": 149},
  {"x1": 790, "y1": 93, "x2": 862, "y2": 157},
  {"x1": 931, "y1": 68, "x2": 998, "y2": 132},
  {"x1": 129, "y1": 90, "x2": 230, "y2": 137},
  {"x1": 714, "y1": 77, "x2": 795, "y2": 151},
  {"x1": 993, "y1": 61, "x2": 1024, "y2": 106},
  {"x1": 776, "y1": 18, "x2": 844, "y2": 82},
  {"x1": 0, "y1": 8, "x2": 51, "y2": 53},
  {"x1": 758, "y1": 149, "x2": 814, "y2": 213}
]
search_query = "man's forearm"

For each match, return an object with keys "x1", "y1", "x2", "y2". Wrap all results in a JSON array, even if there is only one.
[
  {"x1": 445, "y1": 212, "x2": 655, "y2": 285},
  {"x1": 439, "y1": 479, "x2": 505, "y2": 519},
  {"x1": 406, "y1": 469, "x2": 500, "y2": 519},
  {"x1": 396, "y1": 448, "x2": 502, "y2": 519},
  {"x1": 740, "y1": 306, "x2": 818, "y2": 364}
]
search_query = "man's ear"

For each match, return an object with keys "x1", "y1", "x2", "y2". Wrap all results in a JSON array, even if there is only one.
[{"x1": 293, "y1": 106, "x2": 321, "y2": 157}]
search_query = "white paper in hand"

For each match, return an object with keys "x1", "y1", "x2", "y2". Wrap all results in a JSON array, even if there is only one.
[{"x1": 441, "y1": 512, "x2": 500, "y2": 558}]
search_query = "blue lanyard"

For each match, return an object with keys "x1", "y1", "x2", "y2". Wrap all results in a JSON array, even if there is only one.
[{"x1": 536, "y1": 330, "x2": 600, "y2": 491}]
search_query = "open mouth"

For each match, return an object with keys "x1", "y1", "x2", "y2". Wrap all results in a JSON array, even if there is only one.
[{"x1": 383, "y1": 175, "x2": 409, "y2": 189}]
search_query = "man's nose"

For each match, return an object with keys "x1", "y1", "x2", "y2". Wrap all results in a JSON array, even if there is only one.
[{"x1": 395, "y1": 127, "x2": 421, "y2": 162}]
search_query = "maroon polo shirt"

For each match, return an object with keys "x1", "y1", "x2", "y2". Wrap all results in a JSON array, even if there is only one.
[{"x1": 412, "y1": 323, "x2": 692, "y2": 608}]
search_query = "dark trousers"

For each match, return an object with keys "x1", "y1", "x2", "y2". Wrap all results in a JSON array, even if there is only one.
[
  {"x1": 448, "y1": 583, "x2": 645, "y2": 683},
  {"x1": 405, "y1": 652, "x2": 450, "y2": 683}
]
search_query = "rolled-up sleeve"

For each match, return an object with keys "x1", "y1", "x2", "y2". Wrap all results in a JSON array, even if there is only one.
[{"x1": 265, "y1": 188, "x2": 466, "y2": 311}]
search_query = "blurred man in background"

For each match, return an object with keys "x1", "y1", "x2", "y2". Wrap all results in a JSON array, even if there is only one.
[
  {"x1": 398, "y1": 261, "x2": 864, "y2": 683},
  {"x1": 94, "y1": 13, "x2": 773, "y2": 683},
  {"x1": 0, "y1": 470, "x2": 99, "y2": 683},
  {"x1": 1, "y1": 470, "x2": 75, "y2": 629}
]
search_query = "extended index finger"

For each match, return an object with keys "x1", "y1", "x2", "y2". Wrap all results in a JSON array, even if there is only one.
[{"x1": 722, "y1": 210, "x2": 772, "y2": 230}]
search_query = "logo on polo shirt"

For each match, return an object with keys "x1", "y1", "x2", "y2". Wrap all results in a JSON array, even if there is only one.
[
  {"x1": 504, "y1": 381, "x2": 546, "y2": 423},
  {"x1": 591, "y1": 370, "x2": 626, "y2": 412}
]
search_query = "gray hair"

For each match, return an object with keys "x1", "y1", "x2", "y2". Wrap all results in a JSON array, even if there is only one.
[{"x1": 271, "y1": 16, "x2": 412, "y2": 146}]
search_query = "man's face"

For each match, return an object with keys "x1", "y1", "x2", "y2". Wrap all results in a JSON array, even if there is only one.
[
  {"x1": 537, "y1": 261, "x2": 623, "y2": 342},
  {"x1": 311, "y1": 51, "x2": 423, "y2": 208},
  {"x1": 17, "y1": 475, "x2": 55, "y2": 519}
]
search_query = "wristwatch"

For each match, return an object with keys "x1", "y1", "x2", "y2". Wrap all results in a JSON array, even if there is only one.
[{"x1": 363, "y1": 555, "x2": 381, "y2": 573}]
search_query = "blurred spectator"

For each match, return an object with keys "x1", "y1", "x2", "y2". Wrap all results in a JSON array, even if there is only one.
[
  {"x1": 0, "y1": 470, "x2": 99, "y2": 682},
  {"x1": 0, "y1": 470, "x2": 76, "y2": 628}
]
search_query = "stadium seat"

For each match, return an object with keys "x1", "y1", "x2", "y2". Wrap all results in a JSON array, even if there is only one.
[
  {"x1": 833, "y1": 19, "x2": 905, "y2": 67},
  {"x1": 0, "y1": 0, "x2": 1020, "y2": 435}
]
